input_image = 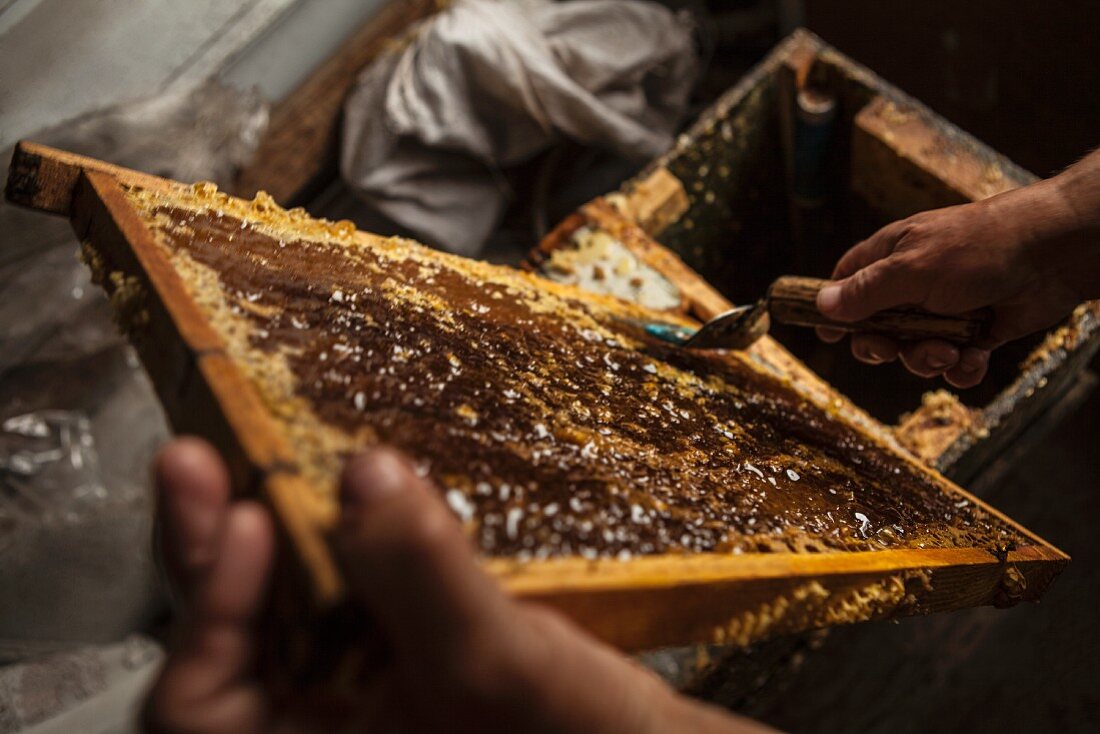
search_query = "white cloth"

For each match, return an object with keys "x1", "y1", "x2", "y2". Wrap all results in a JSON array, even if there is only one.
[{"x1": 341, "y1": 0, "x2": 698, "y2": 255}]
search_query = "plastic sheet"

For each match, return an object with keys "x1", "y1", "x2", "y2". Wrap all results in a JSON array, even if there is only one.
[
  {"x1": 0, "y1": 411, "x2": 110, "y2": 526},
  {"x1": 0, "y1": 80, "x2": 267, "y2": 664},
  {"x1": 0, "y1": 634, "x2": 162, "y2": 734}
]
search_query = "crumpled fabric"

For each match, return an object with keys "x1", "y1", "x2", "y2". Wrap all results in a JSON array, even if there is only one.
[{"x1": 341, "y1": 0, "x2": 699, "y2": 255}]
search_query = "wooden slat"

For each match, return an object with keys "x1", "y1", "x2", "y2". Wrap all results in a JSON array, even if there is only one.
[
  {"x1": 7, "y1": 141, "x2": 174, "y2": 216},
  {"x1": 231, "y1": 0, "x2": 439, "y2": 205},
  {"x1": 610, "y1": 167, "x2": 691, "y2": 237},
  {"x1": 265, "y1": 473, "x2": 343, "y2": 604},
  {"x1": 491, "y1": 545, "x2": 1066, "y2": 651},
  {"x1": 851, "y1": 95, "x2": 1025, "y2": 220}
]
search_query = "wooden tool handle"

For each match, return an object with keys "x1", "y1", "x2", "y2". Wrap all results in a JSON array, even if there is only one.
[{"x1": 766, "y1": 276, "x2": 992, "y2": 345}]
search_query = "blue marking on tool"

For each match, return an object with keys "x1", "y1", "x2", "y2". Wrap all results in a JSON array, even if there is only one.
[{"x1": 644, "y1": 322, "x2": 697, "y2": 346}]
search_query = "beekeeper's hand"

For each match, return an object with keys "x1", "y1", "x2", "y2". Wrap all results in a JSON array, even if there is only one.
[
  {"x1": 144, "y1": 437, "x2": 773, "y2": 734},
  {"x1": 816, "y1": 148, "x2": 1100, "y2": 388}
]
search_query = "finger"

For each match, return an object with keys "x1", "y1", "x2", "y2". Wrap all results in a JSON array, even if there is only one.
[
  {"x1": 190, "y1": 503, "x2": 274, "y2": 627},
  {"x1": 831, "y1": 221, "x2": 906, "y2": 280},
  {"x1": 815, "y1": 326, "x2": 845, "y2": 343},
  {"x1": 155, "y1": 437, "x2": 232, "y2": 592},
  {"x1": 899, "y1": 340, "x2": 961, "y2": 378},
  {"x1": 146, "y1": 502, "x2": 274, "y2": 734},
  {"x1": 945, "y1": 348, "x2": 990, "y2": 388},
  {"x1": 335, "y1": 448, "x2": 510, "y2": 665},
  {"x1": 849, "y1": 334, "x2": 900, "y2": 365},
  {"x1": 817, "y1": 257, "x2": 929, "y2": 322}
]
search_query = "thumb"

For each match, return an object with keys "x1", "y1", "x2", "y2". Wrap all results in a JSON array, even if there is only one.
[
  {"x1": 816, "y1": 257, "x2": 928, "y2": 322},
  {"x1": 334, "y1": 448, "x2": 510, "y2": 666},
  {"x1": 145, "y1": 502, "x2": 273, "y2": 734}
]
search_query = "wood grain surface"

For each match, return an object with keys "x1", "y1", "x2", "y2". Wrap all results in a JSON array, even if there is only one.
[{"x1": 767, "y1": 276, "x2": 992, "y2": 344}]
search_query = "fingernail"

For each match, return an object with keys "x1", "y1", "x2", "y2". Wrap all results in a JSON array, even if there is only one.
[
  {"x1": 340, "y1": 449, "x2": 409, "y2": 509},
  {"x1": 926, "y1": 355, "x2": 950, "y2": 370},
  {"x1": 817, "y1": 285, "x2": 842, "y2": 314}
]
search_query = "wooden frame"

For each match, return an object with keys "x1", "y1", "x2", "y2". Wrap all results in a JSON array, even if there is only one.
[{"x1": 7, "y1": 142, "x2": 1068, "y2": 659}]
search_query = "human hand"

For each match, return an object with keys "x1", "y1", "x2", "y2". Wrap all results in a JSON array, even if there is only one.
[
  {"x1": 815, "y1": 179, "x2": 1092, "y2": 388},
  {"x1": 144, "y1": 437, "x2": 768, "y2": 733}
]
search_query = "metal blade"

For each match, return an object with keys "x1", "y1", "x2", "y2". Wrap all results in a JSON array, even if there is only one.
[{"x1": 682, "y1": 302, "x2": 770, "y2": 350}]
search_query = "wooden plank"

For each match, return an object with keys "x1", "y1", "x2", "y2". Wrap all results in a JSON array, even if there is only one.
[
  {"x1": 6, "y1": 140, "x2": 174, "y2": 216},
  {"x1": 265, "y1": 473, "x2": 343, "y2": 604},
  {"x1": 231, "y1": 0, "x2": 439, "y2": 205},
  {"x1": 491, "y1": 545, "x2": 1065, "y2": 651},
  {"x1": 608, "y1": 167, "x2": 691, "y2": 237},
  {"x1": 77, "y1": 172, "x2": 298, "y2": 473},
  {"x1": 69, "y1": 173, "x2": 222, "y2": 440},
  {"x1": 851, "y1": 95, "x2": 1023, "y2": 221}
]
